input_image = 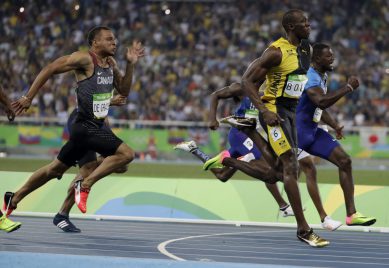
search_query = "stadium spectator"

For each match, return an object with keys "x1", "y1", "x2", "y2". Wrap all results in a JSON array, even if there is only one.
[{"x1": 0, "y1": 0, "x2": 388, "y2": 125}]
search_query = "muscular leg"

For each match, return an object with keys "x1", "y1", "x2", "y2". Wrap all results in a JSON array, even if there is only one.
[
  {"x1": 299, "y1": 156, "x2": 327, "y2": 221},
  {"x1": 191, "y1": 139, "x2": 287, "y2": 206},
  {"x1": 279, "y1": 150, "x2": 310, "y2": 232},
  {"x1": 327, "y1": 146, "x2": 356, "y2": 216},
  {"x1": 241, "y1": 128, "x2": 278, "y2": 168},
  {"x1": 12, "y1": 159, "x2": 69, "y2": 207},
  {"x1": 222, "y1": 158, "x2": 279, "y2": 183},
  {"x1": 81, "y1": 143, "x2": 134, "y2": 189},
  {"x1": 211, "y1": 167, "x2": 237, "y2": 182}
]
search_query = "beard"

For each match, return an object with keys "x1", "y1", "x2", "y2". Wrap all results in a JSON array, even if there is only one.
[{"x1": 325, "y1": 65, "x2": 334, "y2": 72}]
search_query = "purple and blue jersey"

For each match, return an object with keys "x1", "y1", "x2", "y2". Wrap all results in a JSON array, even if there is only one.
[
  {"x1": 235, "y1": 97, "x2": 259, "y2": 119},
  {"x1": 228, "y1": 97, "x2": 261, "y2": 160},
  {"x1": 296, "y1": 67, "x2": 339, "y2": 159}
]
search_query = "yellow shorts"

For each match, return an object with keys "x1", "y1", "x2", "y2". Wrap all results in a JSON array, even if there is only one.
[{"x1": 259, "y1": 103, "x2": 297, "y2": 157}]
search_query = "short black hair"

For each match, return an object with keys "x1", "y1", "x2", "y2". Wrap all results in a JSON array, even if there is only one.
[
  {"x1": 282, "y1": 9, "x2": 304, "y2": 32},
  {"x1": 312, "y1": 43, "x2": 330, "y2": 60},
  {"x1": 87, "y1": 26, "x2": 112, "y2": 46}
]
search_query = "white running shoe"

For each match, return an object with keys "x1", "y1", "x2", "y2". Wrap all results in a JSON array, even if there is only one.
[
  {"x1": 220, "y1": 115, "x2": 256, "y2": 129},
  {"x1": 280, "y1": 205, "x2": 307, "y2": 217},
  {"x1": 280, "y1": 205, "x2": 294, "y2": 217},
  {"x1": 174, "y1": 140, "x2": 198, "y2": 153},
  {"x1": 237, "y1": 153, "x2": 255, "y2": 163},
  {"x1": 321, "y1": 216, "x2": 342, "y2": 231}
]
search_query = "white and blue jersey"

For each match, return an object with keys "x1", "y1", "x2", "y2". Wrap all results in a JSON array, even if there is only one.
[
  {"x1": 297, "y1": 67, "x2": 328, "y2": 131},
  {"x1": 296, "y1": 67, "x2": 339, "y2": 159}
]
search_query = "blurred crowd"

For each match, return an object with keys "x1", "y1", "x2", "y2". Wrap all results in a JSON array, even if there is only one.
[{"x1": 0, "y1": 0, "x2": 388, "y2": 127}]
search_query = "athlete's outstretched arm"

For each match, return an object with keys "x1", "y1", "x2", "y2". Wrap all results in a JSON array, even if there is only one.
[
  {"x1": 306, "y1": 76, "x2": 359, "y2": 110},
  {"x1": 12, "y1": 52, "x2": 92, "y2": 115},
  {"x1": 241, "y1": 47, "x2": 283, "y2": 126},
  {"x1": 321, "y1": 110, "x2": 344, "y2": 139},
  {"x1": 208, "y1": 82, "x2": 242, "y2": 130},
  {"x1": 114, "y1": 41, "x2": 145, "y2": 97}
]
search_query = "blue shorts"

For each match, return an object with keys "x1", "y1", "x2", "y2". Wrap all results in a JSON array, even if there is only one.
[
  {"x1": 227, "y1": 128, "x2": 262, "y2": 159},
  {"x1": 298, "y1": 127, "x2": 339, "y2": 160}
]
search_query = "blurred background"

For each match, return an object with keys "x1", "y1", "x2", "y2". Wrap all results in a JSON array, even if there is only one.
[{"x1": 0, "y1": 0, "x2": 388, "y2": 165}]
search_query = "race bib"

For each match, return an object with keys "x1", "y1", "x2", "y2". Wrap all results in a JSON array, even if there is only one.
[
  {"x1": 243, "y1": 138, "x2": 254, "y2": 150},
  {"x1": 283, "y1": 74, "x2": 308, "y2": 98},
  {"x1": 269, "y1": 126, "x2": 282, "y2": 142},
  {"x1": 244, "y1": 109, "x2": 259, "y2": 119},
  {"x1": 313, "y1": 108, "x2": 323, "y2": 123},
  {"x1": 93, "y1": 92, "x2": 112, "y2": 119}
]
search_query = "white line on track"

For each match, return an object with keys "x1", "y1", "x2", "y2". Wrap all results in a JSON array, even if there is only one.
[{"x1": 157, "y1": 230, "x2": 289, "y2": 261}]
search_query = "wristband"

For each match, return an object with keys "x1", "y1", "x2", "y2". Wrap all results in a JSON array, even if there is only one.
[
  {"x1": 346, "y1": 84, "x2": 354, "y2": 91},
  {"x1": 21, "y1": 95, "x2": 31, "y2": 101}
]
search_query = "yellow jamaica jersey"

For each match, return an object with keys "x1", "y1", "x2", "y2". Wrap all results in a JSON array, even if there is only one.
[{"x1": 262, "y1": 37, "x2": 310, "y2": 106}]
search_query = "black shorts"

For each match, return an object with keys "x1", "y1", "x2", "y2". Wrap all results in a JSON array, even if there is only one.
[
  {"x1": 65, "y1": 109, "x2": 97, "y2": 168},
  {"x1": 57, "y1": 119, "x2": 123, "y2": 167},
  {"x1": 258, "y1": 103, "x2": 297, "y2": 156},
  {"x1": 77, "y1": 151, "x2": 97, "y2": 168}
]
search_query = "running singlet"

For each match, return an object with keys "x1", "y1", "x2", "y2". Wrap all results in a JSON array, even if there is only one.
[
  {"x1": 235, "y1": 96, "x2": 268, "y2": 141},
  {"x1": 296, "y1": 67, "x2": 328, "y2": 131},
  {"x1": 235, "y1": 96, "x2": 258, "y2": 119},
  {"x1": 262, "y1": 37, "x2": 310, "y2": 107},
  {"x1": 76, "y1": 52, "x2": 114, "y2": 123}
]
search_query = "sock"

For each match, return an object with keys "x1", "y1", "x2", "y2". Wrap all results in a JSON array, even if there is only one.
[
  {"x1": 191, "y1": 148, "x2": 211, "y2": 163},
  {"x1": 279, "y1": 204, "x2": 290, "y2": 211}
]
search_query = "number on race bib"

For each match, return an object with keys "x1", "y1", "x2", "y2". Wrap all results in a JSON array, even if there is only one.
[
  {"x1": 93, "y1": 92, "x2": 112, "y2": 119},
  {"x1": 283, "y1": 74, "x2": 308, "y2": 98},
  {"x1": 270, "y1": 127, "x2": 282, "y2": 142},
  {"x1": 243, "y1": 138, "x2": 254, "y2": 150}
]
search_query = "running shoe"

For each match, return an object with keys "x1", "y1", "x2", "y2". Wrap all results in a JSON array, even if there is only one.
[
  {"x1": 297, "y1": 228, "x2": 330, "y2": 247},
  {"x1": 280, "y1": 205, "x2": 306, "y2": 217},
  {"x1": 173, "y1": 140, "x2": 198, "y2": 153},
  {"x1": 237, "y1": 153, "x2": 255, "y2": 163},
  {"x1": 203, "y1": 150, "x2": 230, "y2": 171},
  {"x1": 53, "y1": 213, "x2": 81, "y2": 233},
  {"x1": 346, "y1": 212, "x2": 376, "y2": 226},
  {"x1": 74, "y1": 180, "x2": 90, "y2": 214},
  {"x1": 220, "y1": 115, "x2": 256, "y2": 129},
  {"x1": 0, "y1": 215, "x2": 21, "y2": 233},
  {"x1": 321, "y1": 216, "x2": 342, "y2": 231},
  {"x1": 3, "y1": 192, "x2": 16, "y2": 217},
  {"x1": 280, "y1": 205, "x2": 294, "y2": 217}
]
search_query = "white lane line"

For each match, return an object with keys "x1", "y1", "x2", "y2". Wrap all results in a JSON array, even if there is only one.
[
  {"x1": 5, "y1": 243, "x2": 389, "y2": 267},
  {"x1": 12, "y1": 212, "x2": 389, "y2": 233},
  {"x1": 160, "y1": 251, "x2": 389, "y2": 267},
  {"x1": 0, "y1": 244, "x2": 164, "y2": 257},
  {"x1": 164, "y1": 245, "x2": 389, "y2": 260},
  {"x1": 4, "y1": 234, "x2": 389, "y2": 257},
  {"x1": 13, "y1": 223, "x2": 389, "y2": 245},
  {"x1": 6, "y1": 229, "x2": 389, "y2": 249},
  {"x1": 157, "y1": 230, "x2": 289, "y2": 261}
]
